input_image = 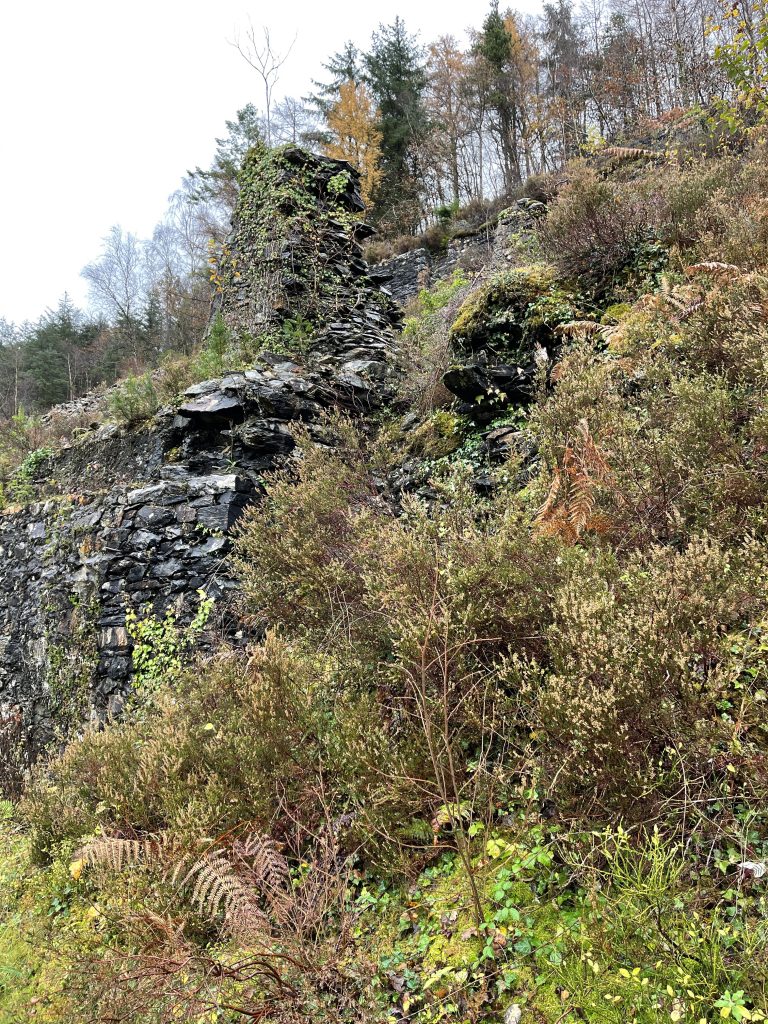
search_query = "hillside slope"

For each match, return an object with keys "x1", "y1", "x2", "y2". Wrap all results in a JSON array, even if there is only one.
[{"x1": 3, "y1": 127, "x2": 768, "y2": 1023}]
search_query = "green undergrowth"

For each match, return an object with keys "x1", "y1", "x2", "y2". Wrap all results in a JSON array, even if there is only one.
[
  {"x1": 450, "y1": 263, "x2": 583, "y2": 359},
  {"x1": 3, "y1": 805, "x2": 768, "y2": 1023}
]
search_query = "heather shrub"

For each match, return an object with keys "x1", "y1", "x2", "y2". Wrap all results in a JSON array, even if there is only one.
[
  {"x1": 659, "y1": 271, "x2": 768, "y2": 381},
  {"x1": 231, "y1": 422, "x2": 385, "y2": 644},
  {"x1": 537, "y1": 165, "x2": 667, "y2": 293},
  {"x1": 531, "y1": 536, "x2": 768, "y2": 810},
  {"x1": 656, "y1": 150, "x2": 768, "y2": 264},
  {"x1": 655, "y1": 155, "x2": 748, "y2": 251},
  {"x1": 531, "y1": 278, "x2": 768, "y2": 548},
  {"x1": 25, "y1": 636, "x2": 349, "y2": 856},
  {"x1": 234, "y1": 428, "x2": 569, "y2": 668}
]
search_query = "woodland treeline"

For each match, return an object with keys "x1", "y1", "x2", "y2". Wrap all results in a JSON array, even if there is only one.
[{"x1": 0, "y1": 0, "x2": 764, "y2": 416}]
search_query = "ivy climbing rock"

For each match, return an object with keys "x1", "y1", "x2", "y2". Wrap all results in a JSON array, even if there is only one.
[{"x1": 215, "y1": 144, "x2": 402, "y2": 385}]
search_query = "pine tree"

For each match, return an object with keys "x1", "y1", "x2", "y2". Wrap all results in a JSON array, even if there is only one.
[{"x1": 21, "y1": 297, "x2": 101, "y2": 409}]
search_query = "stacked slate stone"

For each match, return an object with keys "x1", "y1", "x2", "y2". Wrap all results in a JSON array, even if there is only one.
[
  {"x1": 170, "y1": 147, "x2": 411, "y2": 480},
  {"x1": 0, "y1": 146, "x2": 413, "y2": 752},
  {"x1": 0, "y1": 471, "x2": 249, "y2": 742},
  {"x1": 371, "y1": 231, "x2": 493, "y2": 306},
  {"x1": 215, "y1": 145, "x2": 402, "y2": 402}
]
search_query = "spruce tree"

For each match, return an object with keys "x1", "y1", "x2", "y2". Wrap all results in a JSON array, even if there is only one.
[
  {"x1": 308, "y1": 42, "x2": 362, "y2": 116},
  {"x1": 362, "y1": 18, "x2": 427, "y2": 231}
]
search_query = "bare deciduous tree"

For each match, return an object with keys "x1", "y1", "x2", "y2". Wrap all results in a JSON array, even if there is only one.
[
  {"x1": 82, "y1": 226, "x2": 146, "y2": 326},
  {"x1": 82, "y1": 226, "x2": 148, "y2": 362},
  {"x1": 231, "y1": 23, "x2": 297, "y2": 146}
]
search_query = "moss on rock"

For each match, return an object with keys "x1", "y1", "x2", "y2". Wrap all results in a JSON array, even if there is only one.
[{"x1": 450, "y1": 264, "x2": 581, "y2": 360}]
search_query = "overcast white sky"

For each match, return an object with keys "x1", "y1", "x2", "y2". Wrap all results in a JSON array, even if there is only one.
[{"x1": 0, "y1": 0, "x2": 534, "y2": 326}]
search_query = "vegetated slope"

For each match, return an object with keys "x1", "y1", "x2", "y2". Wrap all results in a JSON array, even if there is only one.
[{"x1": 4, "y1": 126, "x2": 768, "y2": 1024}]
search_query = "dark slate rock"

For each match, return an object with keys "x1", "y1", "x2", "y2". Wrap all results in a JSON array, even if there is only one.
[
  {"x1": 178, "y1": 392, "x2": 245, "y2": 425},
  {"x1": 136, "y1": 506, "x2": 175, "y2": 529},
  {"x1": 238, "y1": 420, "x2": 296, "y2": 455}
]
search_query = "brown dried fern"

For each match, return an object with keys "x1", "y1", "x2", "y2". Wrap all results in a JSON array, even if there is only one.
[
  {"x1": 685, "y1": 261, "x2": 740, "y2": 277},
  {"x1": 555, "y1": 320, "x2": 605, "y2": 341},
  {"x1": 78, "y1": 829, "x2": 291, "y2": 943},
  {"x1": 535, "y1": 419, "x2": 614, "y2": 542},
  {"x1": 78, "y1": 833, "x2": 170, "y2": 873}
]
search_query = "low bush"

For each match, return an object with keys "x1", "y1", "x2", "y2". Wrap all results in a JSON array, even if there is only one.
[
  {"x1": 107, "y1": 372, "x2": 160, "y2": 426},
  {"x1": 537, "y1": 165, "x2": 668, "y2": 295},
  {"x1": 397, "y1": 270, "x2": 471, "y2": 412},
  {"x1": 531, "y1": 536, "x2": 768, "y2": 808}
]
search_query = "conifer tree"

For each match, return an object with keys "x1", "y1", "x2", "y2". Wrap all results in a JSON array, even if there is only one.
[
  {"x1": 362, "y1": 18, "x2": 428, "y2": 230},
  {"x1": 474, "y1": 2, "x2": 523, "y2": 188},
  {"x1": 308, "y1": 41, "x2": 362, "y2": 116}
]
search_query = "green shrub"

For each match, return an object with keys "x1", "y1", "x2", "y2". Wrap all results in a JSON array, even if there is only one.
[
  {"x1": 107, "y1": 373, "x2": 160, "y2": 426},
  {"x1": 3, "y1": 445, "x2": 54, "y2": 504}
]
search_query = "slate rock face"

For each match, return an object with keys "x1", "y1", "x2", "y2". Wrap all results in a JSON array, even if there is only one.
[
  {"x1": 0, "y1": 147, "x2": 407, "y2": 754},
  {"x1": 442, "y1": 362, "x2": 534, "y2": 422},
  {"x1": 372, "y1": 231, "x2": 494, "y2": 305},
  {"x1": 214, "y1": 145, "x2": 402, "y2": 358}
]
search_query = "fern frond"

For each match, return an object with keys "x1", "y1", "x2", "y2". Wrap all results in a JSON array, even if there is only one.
[
  {"x1": 566, "y1": 471, "x2": 596, "y2": 537},
  {"x1": 675, "y1": 297, "x2": 706, "y2": 321},
  {"x1": 175, "y1": 847, "x2": 271, "y2": 941},
  {"x1": 602, "y1": 146, "x2": 659, "y2": 162},
  {"x1": 535, "y1": 421, "x2": 614, "y2": 542},
  {"x1": 242, "y1": 832, "x2": 290, "y2": 893},
  {"x1": 79, "y1": 831, "x2": 273, "y2": 943},
  {"x1": 576, "y1": 419, "x2": 612, "y2": 482},
  {"x1": 78, "y1": 833, "x2": 170, "y2": 873},
  {"x1": 556, "y1": 320, "x2": 604, "y2": 340},
  {"x1": 685, "y1": 261, "x2": 739, "y2": 276},
  {"x1": 535, "y1": 465, "x2": 562, "y2": 527}
]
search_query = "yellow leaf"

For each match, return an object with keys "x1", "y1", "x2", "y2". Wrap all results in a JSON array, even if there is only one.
[{"x1": 69, "y1": 858, "x2": 84, "y2": 881}]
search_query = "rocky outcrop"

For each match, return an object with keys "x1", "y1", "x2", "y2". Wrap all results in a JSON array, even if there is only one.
[
  {"x1": 373, "y1": 229, "x2": 495, "y2": 305},
  {"x1": 0, "y1": 148, "x2": 404, "y2": 753}
]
